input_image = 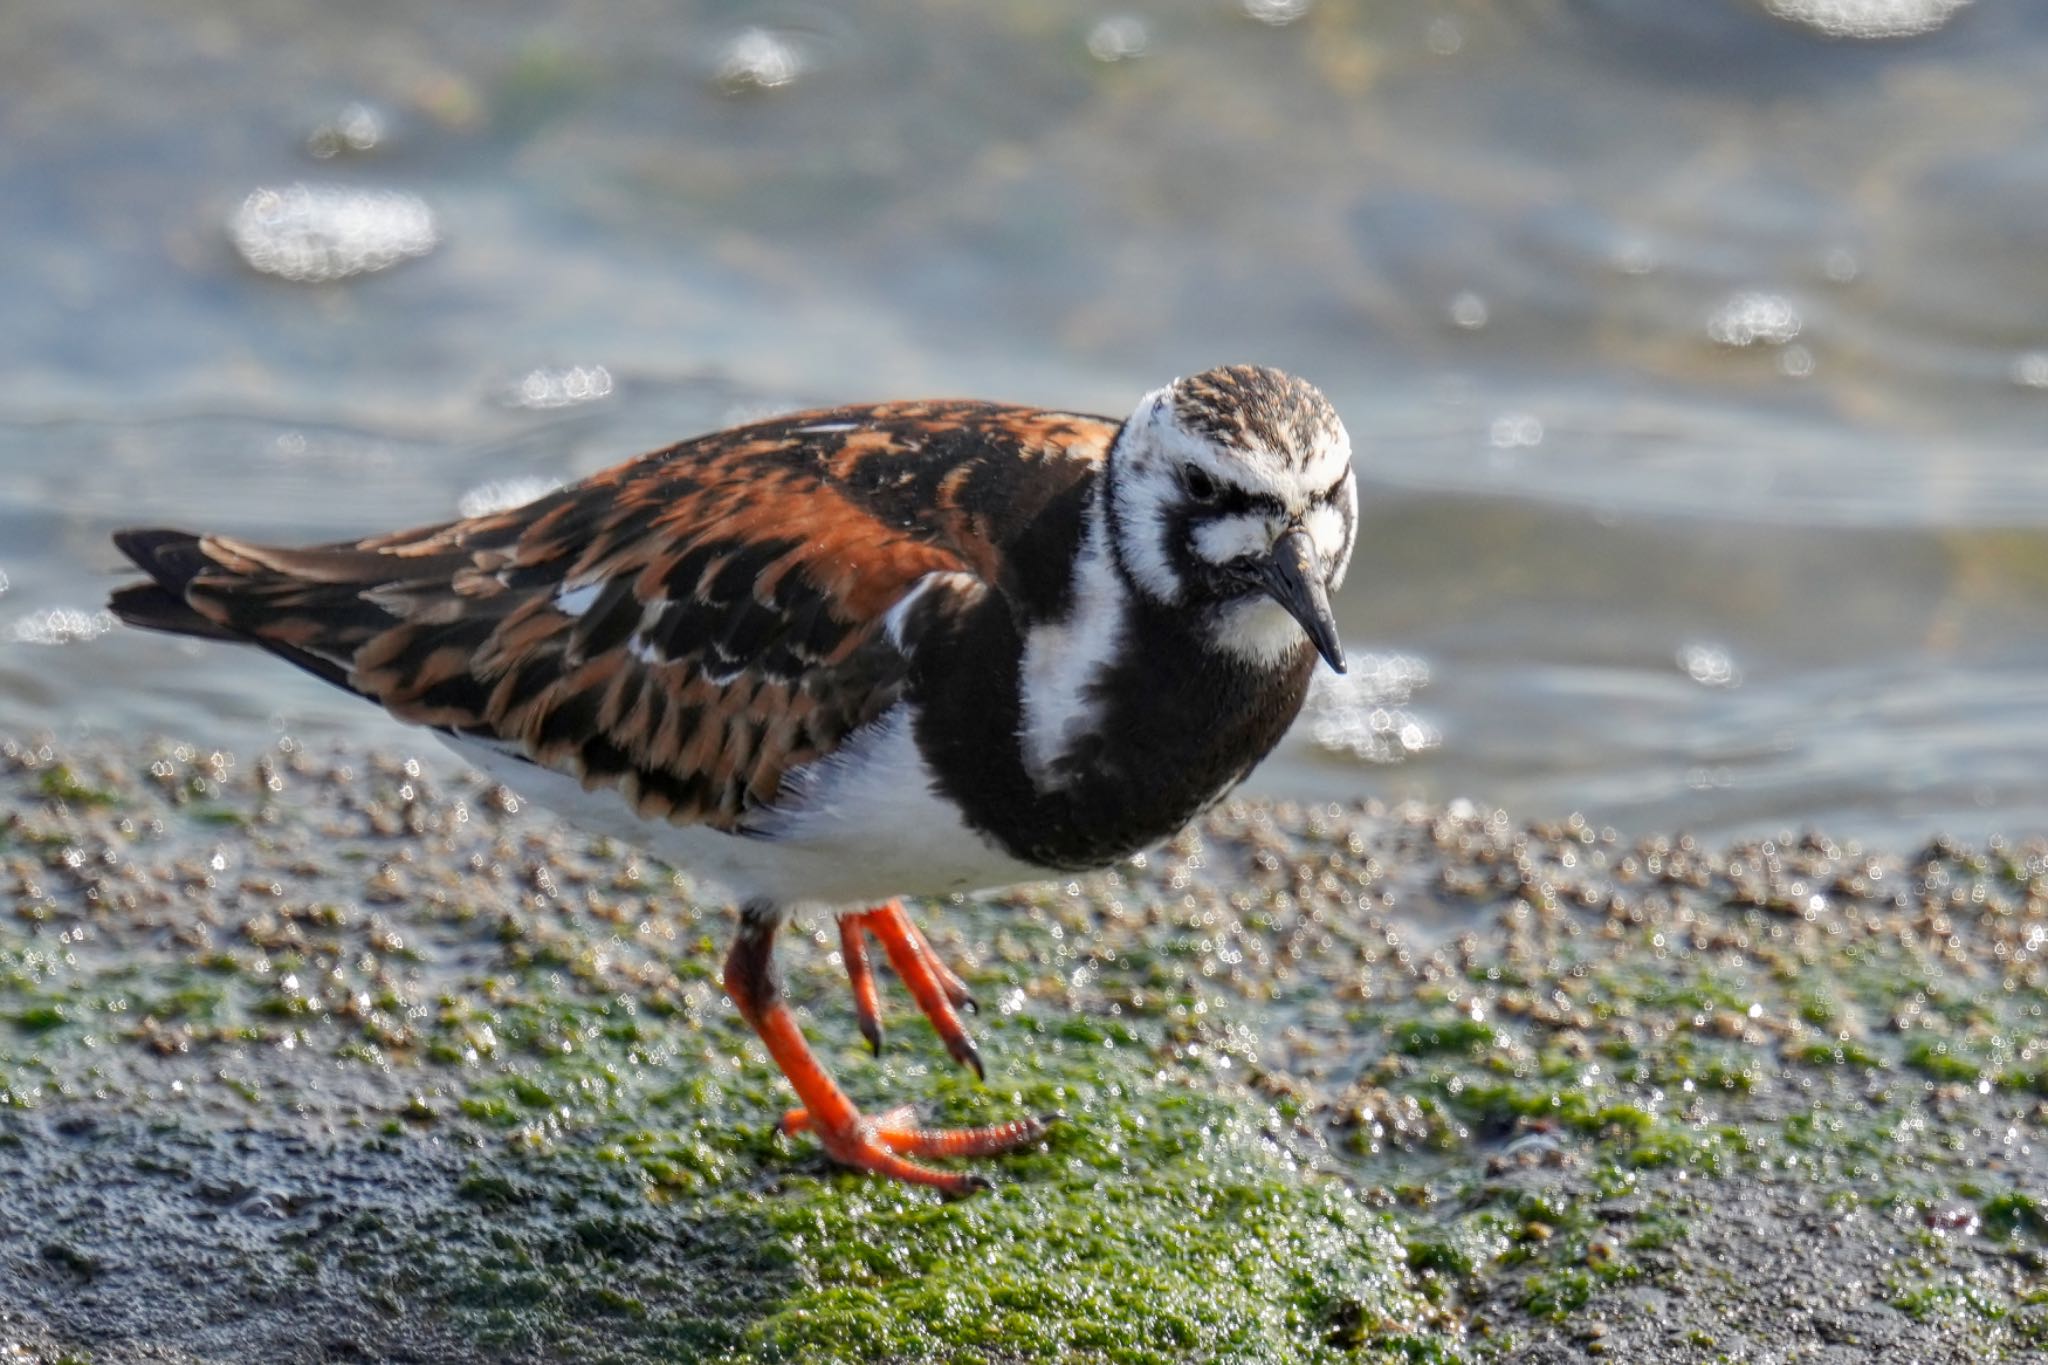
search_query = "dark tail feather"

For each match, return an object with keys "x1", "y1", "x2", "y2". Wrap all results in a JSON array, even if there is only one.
[
  {"x1": 114, "y1": 528, "x2": 210, "y2": 591},
  {"x1": 109, "y1": 525, "x2": 370, "y2": 694},
  {"x1": 107, "y1": 581, "x2": 241, "y2": 640},
  {"x1": 109, "y1": 528, "x2": 239, "y2": 640}
]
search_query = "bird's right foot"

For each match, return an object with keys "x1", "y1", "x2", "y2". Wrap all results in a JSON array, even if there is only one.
[
  {"x1": 778, "y1": 1104, "x2": 1059, "y2": 1195},
  {"x1": 726, "y1": 905, "x2": 1048, "y2": 1195},
  {"x1": 837, "y1": 900, "x2": 982, "y2": 1076}
]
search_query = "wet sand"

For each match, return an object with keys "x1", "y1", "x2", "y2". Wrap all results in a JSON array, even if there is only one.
[{"x1": 2, "y1": 734, "x2": 2045, "y2": 1362}]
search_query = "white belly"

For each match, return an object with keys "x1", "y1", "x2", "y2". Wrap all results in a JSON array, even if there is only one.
[{"x1": 439, "y1": 703, "x2": 1046, "y2": 909}]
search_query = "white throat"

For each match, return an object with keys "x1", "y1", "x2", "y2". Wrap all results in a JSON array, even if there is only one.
[
  {"x1": 1017, "y1": 480, "x2": 1128, "y2": 789},
  {"x1": 1209, "y1": 597, "x2": 1312, "y2": 670}
]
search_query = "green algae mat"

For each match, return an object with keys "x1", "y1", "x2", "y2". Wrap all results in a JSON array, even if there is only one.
[{"x1": 3, "y1": 737, "x2": 2047, "y2": 1362}]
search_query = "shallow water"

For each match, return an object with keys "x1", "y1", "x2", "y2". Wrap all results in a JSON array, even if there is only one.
[{"x1": 5, "y1": 0, "x2": 2048, "y2": 843}]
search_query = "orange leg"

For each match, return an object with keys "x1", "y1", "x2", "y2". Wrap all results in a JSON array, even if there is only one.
[
  {"x1": 839, "y1": 900, "x2": 983, "y2": 1077},
  {"x1": 838, "y1": 915, "x2": 886, "y2": 1056},
  {"x1": 725, "y1": 905, "x2": 1053, "y2": 1194},
  {"x1": 905, "y1": 916, "x2": 976, "y2": 1013}
]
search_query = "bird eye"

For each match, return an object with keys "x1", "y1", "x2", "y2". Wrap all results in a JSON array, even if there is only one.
[{"x1": 1183, "y1": 466, "x2": 1218, "y2": 503}]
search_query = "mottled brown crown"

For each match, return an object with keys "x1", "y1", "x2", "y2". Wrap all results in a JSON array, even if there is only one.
[{"x1": 1170, "y1": 365, "x2": 1340, "y2": 468}]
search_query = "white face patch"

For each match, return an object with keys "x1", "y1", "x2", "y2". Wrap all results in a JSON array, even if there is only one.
[
  {"x1": 1302, "y1": 501, "x2": 1350, "y2": 584},
  {"x1": 1192, "y1": 512, "x2": 1274, "y2": 566},
  {"x1": 1319, "y1": 460, "x2": 1360, "y2": 591}
]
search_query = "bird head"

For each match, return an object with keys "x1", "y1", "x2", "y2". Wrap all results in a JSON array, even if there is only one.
[{"x1": 1106, "y1": 364, "x2": 1357, "y2": 672}]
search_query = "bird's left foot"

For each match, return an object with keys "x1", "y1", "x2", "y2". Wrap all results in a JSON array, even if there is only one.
[{"x1": 837, "y1": 900, "x2": 982, "y2": 1076}]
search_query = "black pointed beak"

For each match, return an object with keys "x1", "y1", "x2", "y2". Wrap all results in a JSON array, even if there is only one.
[{"x1": 1260, "y1": 528, "x2": 1346, "y2": 673}]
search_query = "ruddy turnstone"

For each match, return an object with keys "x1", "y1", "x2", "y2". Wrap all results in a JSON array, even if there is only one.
[{"x1": 109, "y1": 364, "x2": 1357, "y2": 1193}]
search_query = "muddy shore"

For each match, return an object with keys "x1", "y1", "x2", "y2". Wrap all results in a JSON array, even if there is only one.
[{"x1": 2, "y1": 734, "x2": 2044, "y2": 1362}]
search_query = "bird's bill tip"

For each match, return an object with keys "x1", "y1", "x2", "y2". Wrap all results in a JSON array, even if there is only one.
[{"x1": 1260, "y1": 529, "x2": 1346, "y2": 673}]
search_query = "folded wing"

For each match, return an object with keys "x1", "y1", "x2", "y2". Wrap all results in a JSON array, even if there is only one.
[{"x1": 112, "y1": 401, "x2": 1113, "y2": 830}]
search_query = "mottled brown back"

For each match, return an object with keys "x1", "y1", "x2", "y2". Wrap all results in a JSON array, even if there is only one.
[{"x1": 113, "y1": 401, "x2": 1115, "y2": 829}]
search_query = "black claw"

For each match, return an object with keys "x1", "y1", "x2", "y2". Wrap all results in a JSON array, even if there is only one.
[
  {"x1": 1037, "y1": 1110, "x2": 1068, "y2": 1128},
  {"x1": 858, "y1": 1016, "x2": 884, "y2": 1057},
  {"x1": 953, "y1": 1038, "x2": 985, "y2": 1082},
  {"x1": 948, "y1": 1174, "x2": 996, "y2": 1199},
  {"x1": 959, "y1": 994, "x2": 979, "y2": 1016}
]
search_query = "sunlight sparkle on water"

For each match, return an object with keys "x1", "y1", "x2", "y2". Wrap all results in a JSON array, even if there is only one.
[
  {"x1": 1708, "y1": 292, "x2": 1802, "y2": 348},
  {"x1": 458, "y1": 477, "x2": 565, "y2": 519},
  {"x1": 504, "y1": 365, "x2": 614, "y2": 410},
  {"x1": 1086, "y1": 17, "x2": 1150, "y2": 64},
  {"x1": 1242, "y1": 0, "x2": 1312, "y2": 26},
  {"x1": 1303, "y1": 654, "x2": 1439, "y2": 765},
  {"x1": 305, "y1": 103, "x2": 386, "y2": 159},
  {"x1": 1679, "y1": 643, "x2": 1742, "y2": 689},
  {"x1": 715, "y1": 27, "x2": 808, "y2": 93},
  {"x1": 7, "y1": 609, "x2": 116, "y2": 646},
  {"x1": 1425, "y1": 17, "x2": 1465, "y2": 55},
  {"x1": 229, "y1": 185, "x2": 437, "y2": 284},
  {"x1": 1489, "y1": 413, "x2": 1543, "y2": 449},
  {"x1": 1763, "y1": 0, "x2": 1970, "y2": 39}
]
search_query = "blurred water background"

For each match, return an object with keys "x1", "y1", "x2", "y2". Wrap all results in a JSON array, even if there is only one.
[{"x1": 3, "y1": 0, "x2": 2047, "y2": 844}]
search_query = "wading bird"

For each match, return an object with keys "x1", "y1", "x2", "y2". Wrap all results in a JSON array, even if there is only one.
[{"x1": 111, "y1": 364, "x2": 1356, "y2": 1193}]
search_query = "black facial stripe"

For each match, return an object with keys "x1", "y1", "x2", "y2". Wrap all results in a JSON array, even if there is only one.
[
  {"x1": 1164, "y1": 502, "x2": 1199, "y2": 572},
  {"x1": 1169, "y1": 503, "x2": 1281, "y2": 605},
  {"x1": 1308, "y1": 475, "x2": 1351, "y2": 509},
  {"x1": 1207, "y1": 486, "x2": 1286, "y2": 518}
]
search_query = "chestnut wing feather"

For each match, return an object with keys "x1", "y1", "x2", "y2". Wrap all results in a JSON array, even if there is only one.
[{"x1": 114, "y1": 401, "x2": 1114, "y2": 829}]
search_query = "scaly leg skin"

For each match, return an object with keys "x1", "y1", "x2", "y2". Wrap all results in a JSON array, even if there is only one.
[
  {"x1": 725, "y1": 903, "x2": 1054, "y2": 1194},
  {"x1": 837, "y1": 915, "x2": 886, "y2": 1056},
  {"x1": 838, "y1": 900, "x2": 982, "y2": 1075},
  {"x1": 905, "y1": 915, "x2": 976, "y2": 1013}
]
